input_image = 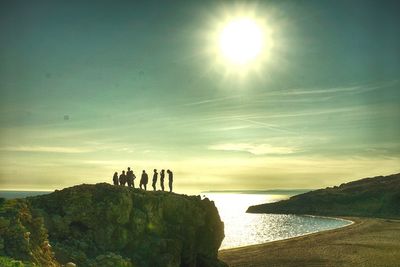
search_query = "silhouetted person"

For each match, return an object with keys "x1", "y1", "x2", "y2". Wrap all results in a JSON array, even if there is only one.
[
  {"x1": 126, "y1": 167, "x2": 136, "y2": 188},
  {"x1": 152, "y1": 169, "x2": 158, "y2": 191},
  {"x1": 160, "y1": 169, "x2": 165, "y2": 191},
  {"x1": 167, "y1": 169, "x2": 173, "y2": 192},
  {"x1": 119, "y1": 170, "x2": 126, "y2": 186},
  {"x1": 113, "y1": 172, "x2": 119, "y2": 185},
  {"x1": 140, "y1": 170, "x2": 148, "y2": 190}
]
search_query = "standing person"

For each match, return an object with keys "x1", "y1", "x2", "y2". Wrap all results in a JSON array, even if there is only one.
[
  {"x1": 167, "y1": 169, "x2": 173, "y2": 192},
  {"x1": 119, "y1": 170, "x2": 126, "y2": 186},
  {"x1": 160, "y1": 169, "x2": 165, "y2": 191},
  {"x1": 140, "y1": 170, "x2": 148, "y2": 190},
  {"x1": 126, "y1": 167, "x2": 136, "y2": 188},
  {"x1": 113, "y1": 172, "x2": 119, "y2": 185},
  {"x1": 132, "y1": 168, "x2": 137, "y2": 188},
  {"x1": 152, "y1": 169, "x2": 158, "y2": 191}
]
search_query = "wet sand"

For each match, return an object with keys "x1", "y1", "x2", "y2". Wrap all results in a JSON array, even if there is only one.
[{"x1": 219, "y1": 217, "x2": 400, "y2": 267}]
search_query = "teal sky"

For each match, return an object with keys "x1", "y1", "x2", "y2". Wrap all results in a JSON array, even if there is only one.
[{"x1": 1, "y1": 0, "x2": 399, "y2": 193}]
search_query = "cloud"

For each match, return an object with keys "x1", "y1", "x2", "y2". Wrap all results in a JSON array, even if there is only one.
[
  {"x1": 209, "y1": 143, "x2": 297, "y2": 155},
  {"x1": 0, "y1": 146, "x2": 94, "y2": 153},
  {"x1": 183, "y1": 95, "x2": 240, "y2": 106},
  {"x1": 264, "y1": 80, "x2": 398, "y2": 97},
  {"x1": 235, "y1": 118, "x2": 296, "y2": 133}
]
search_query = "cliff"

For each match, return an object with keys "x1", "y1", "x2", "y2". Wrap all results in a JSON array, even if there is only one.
[
  {"x1": 247, "y1": 173, "x2": 400, "y2": 219},
  {"x1": 0, "y1": 183, "x2": 227, "y2": 267}
]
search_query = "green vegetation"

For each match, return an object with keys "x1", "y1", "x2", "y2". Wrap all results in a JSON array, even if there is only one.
[
  {"x1": 0, "y1": 183, "x2": 227, "y2": 267},
  {"x1": 247, "y1": 173, "x2": 400, "y2": 219},
  {"x1": 0, "y1": 256, "x2": 30, "y2": 267},
  {"x1": 0, "y1": 198, "x2": 59, "y2": 266}
]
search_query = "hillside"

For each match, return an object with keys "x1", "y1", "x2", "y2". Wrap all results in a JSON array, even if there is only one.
[
  {"x1": 247, "y1": 173, "x2": 400, "y2": 219},
  {"x1": 0, "y1": 183, "x2": 227, "y2": 267}
]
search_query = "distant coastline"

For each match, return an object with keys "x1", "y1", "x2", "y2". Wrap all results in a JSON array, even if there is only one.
[
  {"x1": 202, "y1": 189, "x2": 311, "y2": 195},
  {"x1": 247, "y1": 173, "x2": 400, "y2": 219},
  {"x1": 0, "y1": 190, "x2": 52, "y2": 199}
]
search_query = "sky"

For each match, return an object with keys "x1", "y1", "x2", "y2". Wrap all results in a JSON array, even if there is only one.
[{"x1": 0, "y1": 0, "x2": 399, "y2": 193}]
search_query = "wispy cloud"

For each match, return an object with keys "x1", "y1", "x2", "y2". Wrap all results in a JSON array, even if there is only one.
[
  {"x1": 235, "y1": 118, "x2": 296, "y2": 133},
  {"x1": 183, "y1": 95, "x2": 240, "y2": 106},
  {"x1": 209, "y1": 143, "x2": 297, "y2": 155},
  {"x1": 264, "y1": 80, "x2": 398, "y2": 97},
  {"x1": 0, "y1": 146, "x2": 94, "y2": 153},
  {"x1": 244, "y1": 107, "x2": 359, "y2": 120},
  {"x1": 271, "y1": 85, "x2": 362, "y2": 96}
]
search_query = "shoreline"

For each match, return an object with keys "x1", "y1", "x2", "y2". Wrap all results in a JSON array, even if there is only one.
[
  {"x1": 219, "y1": 217, "x2": 400, "y2": 267},
  {"x1": 220, "y1": 215, "x2": 355, "y2": 251}
]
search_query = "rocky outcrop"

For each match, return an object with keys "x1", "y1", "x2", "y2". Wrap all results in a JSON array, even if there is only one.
[
  {"x1": 0, "y1": 183, "x2": 227, "y2": 267},
  {"x1": 247, "y1": 173, "x2": 400, "y2": 219}
]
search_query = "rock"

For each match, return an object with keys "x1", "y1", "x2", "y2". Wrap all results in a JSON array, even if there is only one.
[
  {"x1": 0, "y1": 183, "x2": 227, "y2": 267},
  {"x1": 65, "y1": 262, "x2": 76, "y2": 267}
]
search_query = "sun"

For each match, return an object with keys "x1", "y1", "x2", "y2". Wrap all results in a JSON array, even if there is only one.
[
  {"x1": 202, "y1": 4, "x2": 276, "y2": 80},
  {"x1": 219, "y1": 18, "x2": 264, "y2": 65}
]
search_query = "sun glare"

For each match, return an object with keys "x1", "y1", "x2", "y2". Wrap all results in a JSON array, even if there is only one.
[
  {"x1": 219, "y1": 18, "x2": 264, "y2": 65},
  {"x1": 202, "y1": 4, "x2": 276, "y2": 80}
]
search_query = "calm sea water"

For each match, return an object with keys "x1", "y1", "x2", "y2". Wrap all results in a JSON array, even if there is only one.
[
  {"x1": 1, "y1": 190, "x2": 351, "y2": 250},
  {"x1": 204, "y1": 192, "x2": 352, "y2": 249}
]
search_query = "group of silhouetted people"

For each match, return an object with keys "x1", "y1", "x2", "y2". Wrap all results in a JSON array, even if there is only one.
[{"x1": 113, "y1": 167, "x2": 174, "y2": 192}]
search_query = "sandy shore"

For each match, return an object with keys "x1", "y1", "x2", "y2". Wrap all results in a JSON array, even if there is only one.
[{"x1": 219, "y1": 217, "x2": 400, "y2": 267}]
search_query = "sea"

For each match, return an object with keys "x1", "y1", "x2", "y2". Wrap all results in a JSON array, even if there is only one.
[
  {"x1": 203, "y1": 191, "x2": 352, "y2": 249},
  {"x1": 0, "y1": 190, "x2": 351, "y2": 250}
]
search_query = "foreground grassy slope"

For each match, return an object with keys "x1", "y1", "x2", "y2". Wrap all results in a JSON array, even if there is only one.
[{"x1": 247, "y1": 173, "x2": 400, "y2": 219}]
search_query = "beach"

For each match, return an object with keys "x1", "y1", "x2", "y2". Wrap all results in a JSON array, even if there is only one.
[{"x1": 219, "y1": 217, "x2": 400, "y2": 267}]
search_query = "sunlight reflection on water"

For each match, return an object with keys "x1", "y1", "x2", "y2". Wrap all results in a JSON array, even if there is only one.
[{"x1": 204, "y1": 193, "x2": 351, "y2": 249}]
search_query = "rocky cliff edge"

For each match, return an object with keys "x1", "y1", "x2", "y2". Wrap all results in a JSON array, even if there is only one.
[{"x1": 0, "y1": 183, "x2": 227, "y2": 267}]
